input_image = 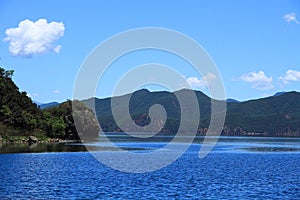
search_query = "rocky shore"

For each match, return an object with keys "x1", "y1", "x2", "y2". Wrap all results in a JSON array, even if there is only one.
[{"x1": 0, "y1": 135, "x2": 82, "y2": 144}]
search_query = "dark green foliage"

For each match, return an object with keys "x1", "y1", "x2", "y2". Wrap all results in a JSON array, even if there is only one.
[
  {"x1": 44, "y1": 100, "x2": 100, "y2": 140},
  {"x1": 40, "y1": 111, "x2": 66, "y2": 138},
  {"x1": 42, "y1": 100, "x2": 74, "y2": 139},
  {"x1": 0, "y1": 67, "x2": 99, "y2": 140},
  {"x1": 0, "y1": 67, "x2": 42, "y2": 136}
]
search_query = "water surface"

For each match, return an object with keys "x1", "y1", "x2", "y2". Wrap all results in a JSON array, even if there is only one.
[{"x1": 0, "y1": 136, "x2": 299, "y2": 199}]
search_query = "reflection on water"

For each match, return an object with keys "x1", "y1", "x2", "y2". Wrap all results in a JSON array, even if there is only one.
[
  {"x1": 213, "y1": 136, "x2": 300, "y2": 153},
  {"x1": 241, "y1": 146, "x2": 300, "y2": 152},
  {"x1": 1, "y1": 134, "x2": 299, "y2": 154},
  {"x1": 97, "y1": 133, "x2": 300, "y2": 153}
]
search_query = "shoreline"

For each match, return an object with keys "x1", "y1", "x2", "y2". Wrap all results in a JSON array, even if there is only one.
[
  {"x1": 1, "y1": 133, "x2": 299, "y2": 145},
  {"x1": 0, "y1": 134, "x2": 299, "y2": 154},
  {"x1": 0, "y1": 135, "x2": 83, "y2": 144}
]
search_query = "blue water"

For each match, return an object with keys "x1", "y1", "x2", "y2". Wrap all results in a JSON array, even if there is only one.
[{"x1": 0, "y1": 137, "x2": 300, "y2": 199}]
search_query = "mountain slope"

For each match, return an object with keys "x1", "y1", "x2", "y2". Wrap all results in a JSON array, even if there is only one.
[
  {"x1": 225, "y1": 92, "x2": 300, "y2": 135},
  {"x1": 0, "y1": 68, "x2": 43, "y2": 136},
  {"x1": 84, "y1": 89, "x2": 300, "y2": 136}
]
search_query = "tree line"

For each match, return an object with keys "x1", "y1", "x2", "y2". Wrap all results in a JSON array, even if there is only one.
[{"x1": 0, "y1": 67, "x2": 99, "y2": 140}]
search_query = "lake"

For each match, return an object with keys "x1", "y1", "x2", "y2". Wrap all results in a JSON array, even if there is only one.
[{"x1": 0, "y1": 135, "x2": 299, "y2": 199}]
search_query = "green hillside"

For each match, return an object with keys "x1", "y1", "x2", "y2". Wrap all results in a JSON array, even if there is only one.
[
  {"x1": 224, "y1": 92, "x2": 300, "y2": 136},
  {"x1": 0, "y1": 67, "x2": 99, "y2": 142},
  {"x1": 84, "y1": 89, "x2": 300, "y2": 136}
]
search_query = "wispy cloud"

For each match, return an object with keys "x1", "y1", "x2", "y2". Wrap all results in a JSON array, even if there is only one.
[
  {"x1": 283, "y1": 12, "x2": 299, "y2": 24},
  {"x1": 240, "y1": 71, "x2": 274, "y2": 90},
  {"x1": 53, "y1": 89, "x2": 60, "y2": 94},
  {"x1": 186, "y1": 73, "x2": 216, "y2": 89},
  {"x1": 279, "y1": 69, "x2": 300, "y2": 85},
  {"x1": 27, "y1": 93, "x2": 39, "y2": 98},
  {"x1": 4, "y1": 19, "x2": 65, "y2": 57}
]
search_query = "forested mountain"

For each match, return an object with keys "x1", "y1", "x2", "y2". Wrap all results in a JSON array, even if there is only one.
[
  {"x1": 224, "y1": 92, "x2": 300, "y2": 136},
  {"x1": 1, "y1": 66, "x2": 299, "y2": 139},
  {"x1": 0, "y1": 67, "x2": 99, "y2": 141},
  {"x1": 84, "y1": 89, "x2": 300, "y2": 136},
  {"x1": 0, "y1": 68, "x2": 45, "y2": 137}
]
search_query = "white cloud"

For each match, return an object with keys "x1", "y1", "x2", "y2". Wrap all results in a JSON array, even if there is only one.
[
  {"x1": 279, "y1": 69, "x2": 300, "y2": 84},
  {"x1": 4, "y1": 19, "x2": 65, "y2": 57},
  {"x1": 53, "y1": 89, "x2": 60, "y2": 94},
  {"x1": 240, "y1": 71, "x2": 274, "y2": 90},
  {"x1": 283, "y1": 12, "x2": 299, "y2": 24},
  {"x1": 27, "y1": 93, "x2": 39, "y2": 98},
  {"x1": 186, "y1": 73, "x2": 216, "y2": 89}
]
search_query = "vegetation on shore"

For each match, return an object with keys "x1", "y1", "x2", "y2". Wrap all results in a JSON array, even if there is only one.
[{"x1": 0, "y1": 67, "x2": 99, "y2": 143}]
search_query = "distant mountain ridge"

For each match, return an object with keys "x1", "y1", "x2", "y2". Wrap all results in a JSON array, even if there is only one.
[
  {"x1": 273, "y1": 91, "x2": 286, "y2": 97},
  {"x1": 33, "y1": 101, "x2": 59, "y2": 109},
  {"x1": 226, "y1": 98, "x2": 239, "y2": 103},
  {"x1": 83, "y1": 89, "x2": 300, "y2": 137},
  {"x1": 39, "y1": 102, "x2": 59, "y2": 109}
]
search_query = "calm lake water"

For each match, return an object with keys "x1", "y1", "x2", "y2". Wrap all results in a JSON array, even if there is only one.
[{"x1": 0, "y1": 135, "x2": 299, "y2": 199}]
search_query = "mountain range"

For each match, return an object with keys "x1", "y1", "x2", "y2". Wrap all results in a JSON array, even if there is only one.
[
  {"x1": 7, "y1": 62, "x2": 298, "y2": 140},
  {"x1": 83, "y1": 89, "x2": 300, "y2": 137}
]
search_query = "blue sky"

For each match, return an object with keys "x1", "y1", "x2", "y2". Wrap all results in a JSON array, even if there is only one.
[{"x1": 0, "y1": 0, "x2": 299, "y2": 102}]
